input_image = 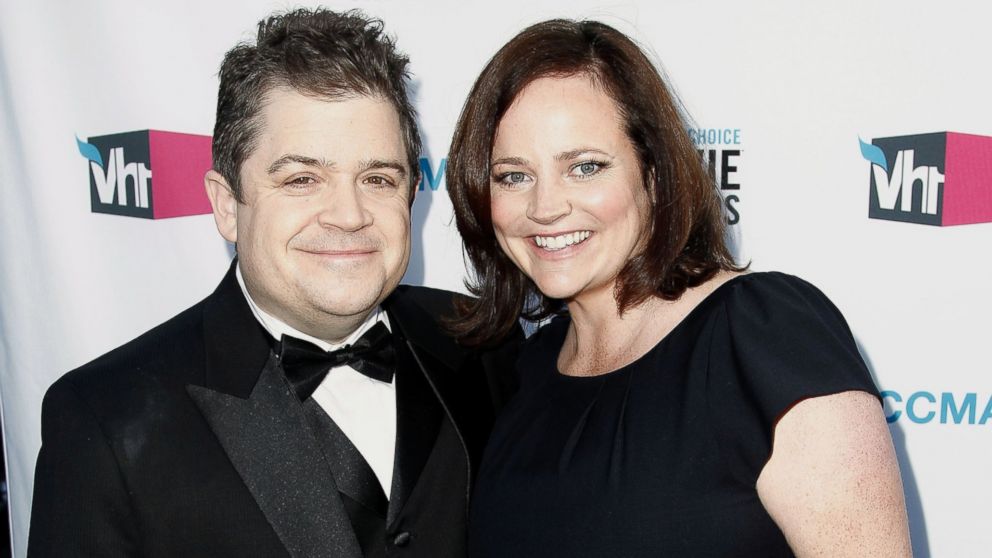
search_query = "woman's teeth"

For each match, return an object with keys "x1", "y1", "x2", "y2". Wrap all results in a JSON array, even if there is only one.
[{"x1": 534, "y1": 231, "x2": 591, "y2": 251}]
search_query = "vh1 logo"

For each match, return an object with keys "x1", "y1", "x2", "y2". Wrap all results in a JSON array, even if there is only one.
[
  {"x1": 77, "y1": 130, "x2": 213, "y2": 219},
  {"x1": 860, "y1": 132, "x2": 992, "y2": 226}
]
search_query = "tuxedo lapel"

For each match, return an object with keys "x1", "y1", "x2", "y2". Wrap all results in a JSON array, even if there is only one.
[
  {"x1": 383, "y1": 290, "x2": 481, "y2": 513},
  {"x1": 187, "y1": 354, "x2": 362, "y2": 558},
  {"x1": 387, "y1": 338, "x2": 444, "y2": 526},
  {"x1": 301, "y1": 399, "x2": 388, "y2": 519},
  {"x1": 188, "y1": 262, "x2": 361, "y2": 558}
]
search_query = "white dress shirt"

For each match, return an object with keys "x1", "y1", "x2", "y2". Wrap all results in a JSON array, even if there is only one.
[{"x1": 236, "y1": 266, "x2": 397, "y2": 497}]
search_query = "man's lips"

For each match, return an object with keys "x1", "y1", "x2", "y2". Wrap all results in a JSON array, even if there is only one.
[{"x1": 298, "y1": 248, "x2": 378, "y2": 257}]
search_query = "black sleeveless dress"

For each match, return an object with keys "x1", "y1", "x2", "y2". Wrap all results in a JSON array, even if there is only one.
[{"x1": 469, "y1": 272, "x2": 880, "y2": 557}]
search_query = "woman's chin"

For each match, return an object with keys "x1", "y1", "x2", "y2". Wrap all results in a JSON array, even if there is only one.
[
  {"x1": 531, "y1": 277, "x2": 581, "y2": 301},
  {"x1": 530, "y1": 272, "x2": 619, "y2": 305}
]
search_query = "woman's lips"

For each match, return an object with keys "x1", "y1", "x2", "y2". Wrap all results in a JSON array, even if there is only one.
[{"x1": 532, "y1": 230, "x2": 592, "y2": 251}]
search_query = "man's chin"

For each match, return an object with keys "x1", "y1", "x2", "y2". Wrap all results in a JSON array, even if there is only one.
[
  {"x1": 316, "y1": 299, "x2": 381, "y2": 319},
  {"x1": 295, "y1": 266, "x2": 401, "y2": 314},
  {"x1": 307, "y1": 284, "x2": 387, "y2": 318}
]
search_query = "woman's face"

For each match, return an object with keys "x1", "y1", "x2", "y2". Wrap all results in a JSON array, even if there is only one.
[{"x1": 489, "y1": 75, "x2": 651, "y2": 303}]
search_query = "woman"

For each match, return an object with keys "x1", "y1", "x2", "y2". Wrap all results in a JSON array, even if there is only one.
[{"x1": 446, "y1": 19, "x2": 911, "y2": 558}]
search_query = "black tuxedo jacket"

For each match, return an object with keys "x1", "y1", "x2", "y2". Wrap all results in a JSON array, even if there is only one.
[{"x1": 28, "y1": 263, "x2": 520, "y2": 557}]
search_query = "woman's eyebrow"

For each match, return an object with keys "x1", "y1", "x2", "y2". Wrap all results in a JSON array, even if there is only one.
[
  {"x1": 491, "y1": 156, "x2": 530, "y2": 166},
  {"x1": 555, "y1": 148, "x2": 611, "y2": 161}
]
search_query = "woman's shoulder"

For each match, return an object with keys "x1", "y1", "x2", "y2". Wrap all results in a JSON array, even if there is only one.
[
  {"x1": 703, "y1": 271, "x2": 880, "y2": 481},
  {"x1": 702, "y1": 269, "x2": 878, "y2": 411},
  {"x1": 703, "y1": 271, "x2": 850, "y2": 331},
  {"x1": 704, "y1": 270, "x2": 865, "y2": 375},
  {"x1": 711, "y1": 270, "x2": 830, "y2": 300}
]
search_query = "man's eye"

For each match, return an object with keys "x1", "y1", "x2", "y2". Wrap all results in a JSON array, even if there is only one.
[
  {"x1": 364, "y1": 175, "x2": 396, "y2": 188},
  {"x1": 285, "y1": 176, "x2": 316, "y2": 187}
]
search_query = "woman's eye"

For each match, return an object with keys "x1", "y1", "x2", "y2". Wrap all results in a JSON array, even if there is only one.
[
  {"x1": 494, "y1": 171, "x2": 530, "y2": 187},
  {"x1": 572, "y1": 161, "x2": 603, "y2": 177}
]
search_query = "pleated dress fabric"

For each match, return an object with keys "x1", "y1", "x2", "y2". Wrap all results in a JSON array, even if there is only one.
[{"x1": 469, "y1": 272, "x2": 881, "y2": 557}]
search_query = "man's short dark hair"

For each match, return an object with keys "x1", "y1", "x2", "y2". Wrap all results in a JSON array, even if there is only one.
[{"x1": 212, "y1": 8, "x2": 422, "y2": 202}]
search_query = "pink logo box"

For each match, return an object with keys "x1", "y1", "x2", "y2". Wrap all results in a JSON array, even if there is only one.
[
  {"x1": 147, "y1": 130, "x2": 213, "y2": 219},
  {"x1": 943, "y1": 132, "x2": 992, "y2": 226}
]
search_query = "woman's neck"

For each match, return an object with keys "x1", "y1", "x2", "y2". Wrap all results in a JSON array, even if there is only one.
[{"x1": 558, "y1": 270, "x2": 741, "y2": 377}]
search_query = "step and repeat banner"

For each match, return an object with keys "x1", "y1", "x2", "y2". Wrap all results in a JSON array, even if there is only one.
[{"x1": 1, "y1": 1, "x2": 988, "y2": 556}]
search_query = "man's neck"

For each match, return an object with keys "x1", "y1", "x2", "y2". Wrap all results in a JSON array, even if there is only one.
[{"x1": 235, "y1": 264, "x2": 383, "y2": 350}]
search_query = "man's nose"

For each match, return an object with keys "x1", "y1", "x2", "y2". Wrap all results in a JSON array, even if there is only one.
[{"x1": 316, "y1": 182, "x2": 373, "y2": 232}]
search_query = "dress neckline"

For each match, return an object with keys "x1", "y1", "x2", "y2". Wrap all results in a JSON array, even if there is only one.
[{"x1": 552, "y1": 272, "x2": 768, "y2": 381}]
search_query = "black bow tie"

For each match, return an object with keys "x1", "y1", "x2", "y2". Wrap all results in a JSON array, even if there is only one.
[{"x1": 277, "y1": 321, "x2": 396, "y2": 401}]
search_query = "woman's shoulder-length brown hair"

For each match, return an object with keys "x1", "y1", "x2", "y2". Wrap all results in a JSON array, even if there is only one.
[{"x1": 446, "y1": 18, "x2": 741, "y2": 347}]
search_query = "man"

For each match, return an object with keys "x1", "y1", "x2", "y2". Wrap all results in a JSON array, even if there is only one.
[{"x1": 28, "y1": 9, "x2": 519, "y2": 558}]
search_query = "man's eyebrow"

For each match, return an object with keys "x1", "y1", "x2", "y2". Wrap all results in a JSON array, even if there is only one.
[
  {"x1": 359, "y1": 158, "x2": 408, "y2": 179},
  {"x1": 267, "y1": 154, "x2": 333, "y2": 175},
  {"x1": 490, "y1": 156, "x2": 529, "y2": 167}
]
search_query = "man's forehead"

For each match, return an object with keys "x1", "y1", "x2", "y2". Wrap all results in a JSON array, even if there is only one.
[
  {"x1": 257, "y1": 87, "x2": 397, "y2": 128},
  {"x1": 248, "y1": 88, "x2": 408, "y2": 168}
]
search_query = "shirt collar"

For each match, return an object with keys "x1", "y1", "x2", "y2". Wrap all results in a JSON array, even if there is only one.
[{"x1": 235, "y1": 263, "x2": 389, "y2": 352}]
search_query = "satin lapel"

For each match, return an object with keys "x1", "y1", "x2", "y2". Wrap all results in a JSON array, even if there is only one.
[
  {"x1": 387, "y1": 339, "x2": 444, "y2": 526},
  {"x1": 199, "y1": 259, "x2": 273, "y2": 400},
  {"x1": 383, "y1": 288, "x2": 523, "y2": 501},
  {"x1": 383, "y1": 291, "x2": 485, "y2": 514},
  {"x1": 187, "y1": 353, "x2": 362, "y2": 558},
  {"x1": 382, "y1": 292, "x2": 473, "y2": 442},
  {"x1": 301, "y1": 399, "x2": 388, "y2": 519}
]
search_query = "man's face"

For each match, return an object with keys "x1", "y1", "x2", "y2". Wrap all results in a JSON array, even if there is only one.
[{"x1": 213, "y1": 87, "x2": 413, "y2": 340}]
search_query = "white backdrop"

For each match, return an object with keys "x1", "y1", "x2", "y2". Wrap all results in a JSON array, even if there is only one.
[{"x1": 1, "y1": 1, "x2": 989, "y2": 556}]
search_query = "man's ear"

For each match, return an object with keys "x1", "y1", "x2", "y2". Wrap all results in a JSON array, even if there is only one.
[{"x1": 204, "y1": 169, "x2": 238, "y2": 243}]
